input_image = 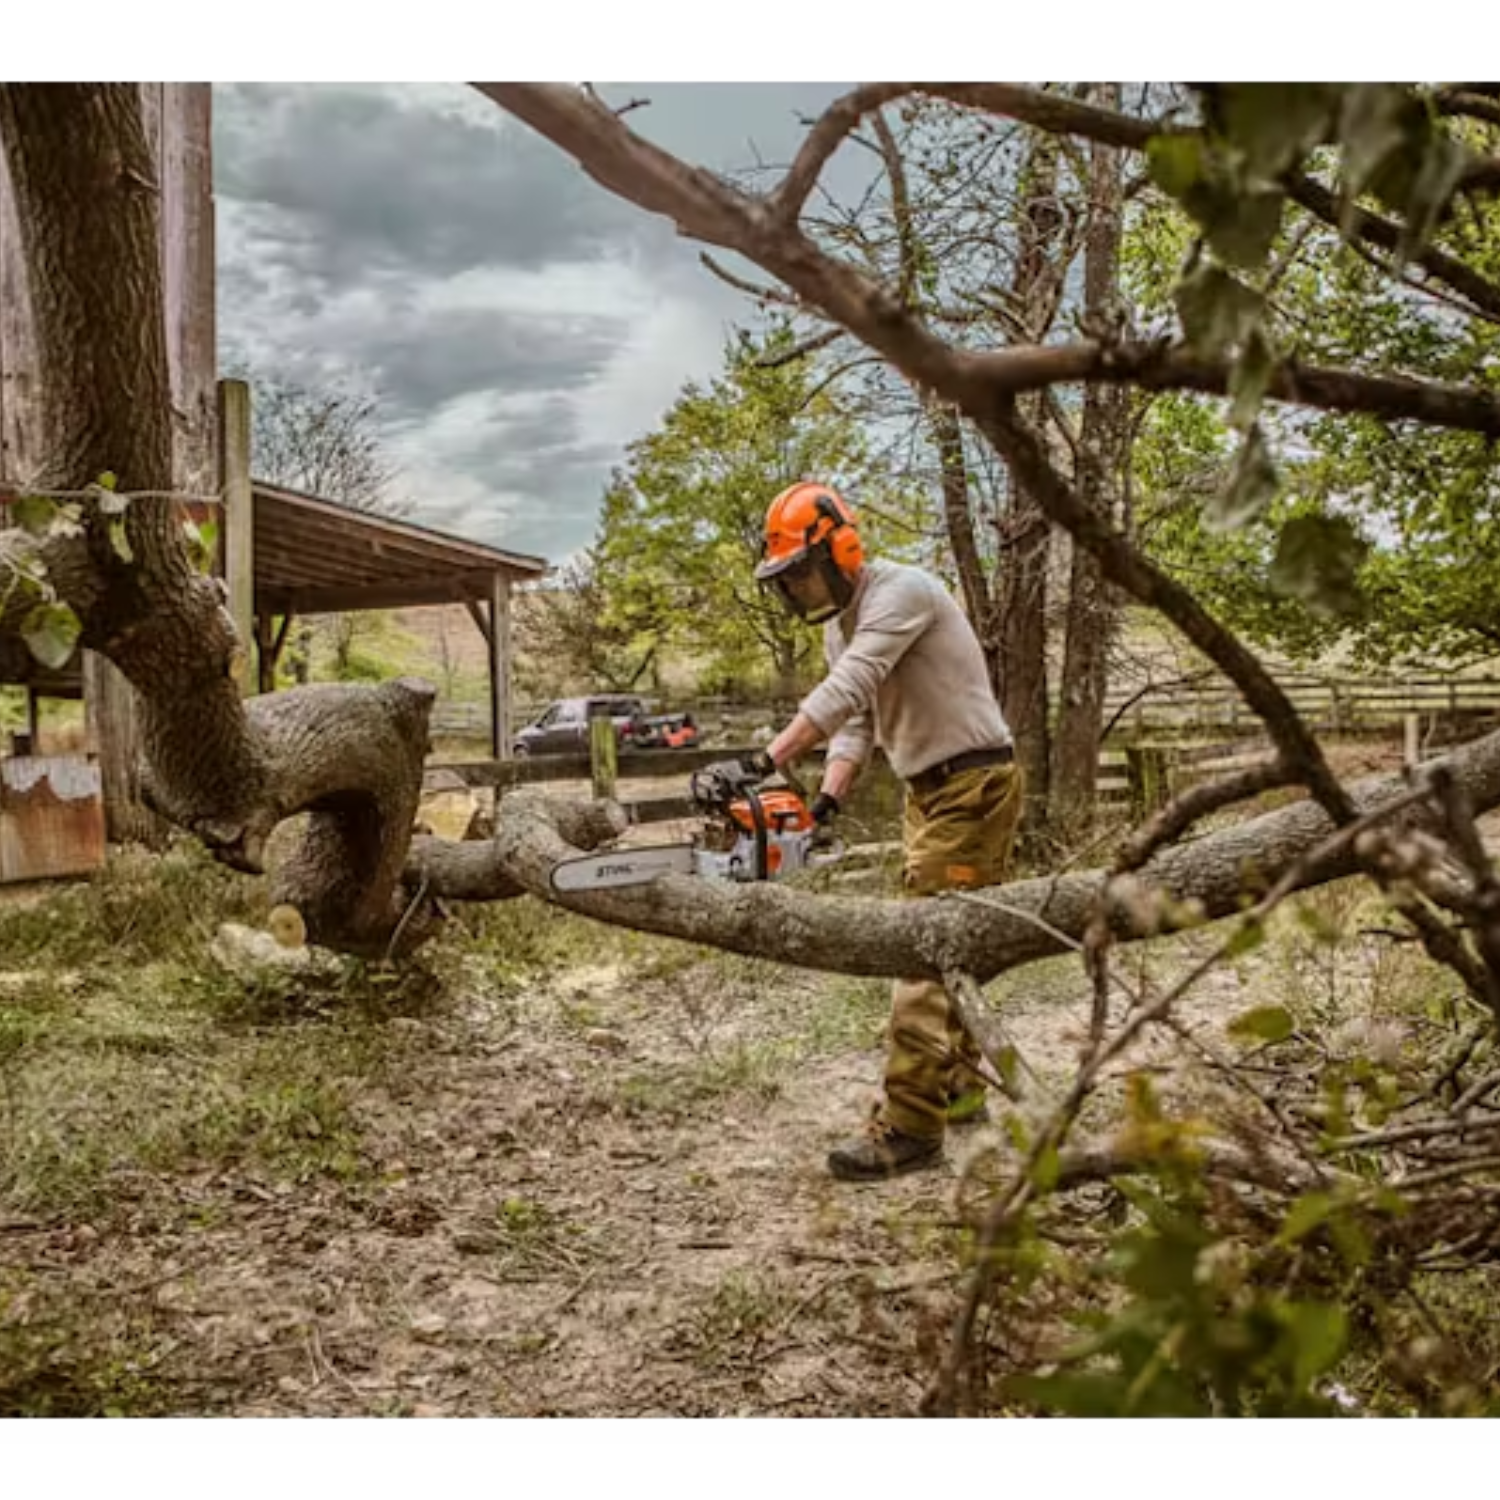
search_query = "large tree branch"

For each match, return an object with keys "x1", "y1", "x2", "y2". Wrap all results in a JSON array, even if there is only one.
[
  {"x1": 478, "y1": 87, "x2": 1500, "y2": 438},
  {"x1": 410, "y1": 729, "x2": 1500, "y2": 983},
  {"x1": 1285, "y1": 174, "x2": 1500, "y2": 322},
  {"x1": 0, "y1": 86, "x2": 446, "y2": 961}
]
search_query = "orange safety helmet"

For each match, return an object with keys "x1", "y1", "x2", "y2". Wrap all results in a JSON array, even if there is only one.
[{"x1": 754, "y1": 481, "x2": 864, "y2": 623}]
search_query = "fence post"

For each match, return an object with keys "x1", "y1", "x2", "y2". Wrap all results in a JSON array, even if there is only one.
[
  {"x1": 1404, "y1": 712, "x2": 1420, "y2": 769},
  {"x1": 1126, "y1": 745, "x2": 1174, "y2": 821},
  {"x1": 590, "y1": 710, "x2": 618, "y2": 801}
]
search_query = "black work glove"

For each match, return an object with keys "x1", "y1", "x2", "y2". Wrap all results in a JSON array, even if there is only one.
[{"x1": 810, "y1": 791, "x2": 841, "y2": 825}]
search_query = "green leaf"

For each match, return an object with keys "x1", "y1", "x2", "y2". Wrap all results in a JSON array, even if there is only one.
[
  {"x1": 1174, "y1": 264, "x2": 1264, "y2": 358},
  {"x1": 994, "y1": 1044, "x2": 1021, "y2": 1097},
  {"x1": 11, "y1": 494, "x2": 57, "y2": 534},
  {"x1": 1279, "y1": 1190, "x2": 1339, "y2": 1246},
  {"x1": 95, "y1": 470, "x2": 118, "y2": 490},
  {"x1": 1223, "y1": 914, "x2": 1266, "y2": 960},
  {"x1": 1282, "y1": 1301, "x2": 1348, "y2": 1389},
  {"x1": 1209, "y1": 424, "x2": 1278, "y2": 531},
  {"x1": 1228, "y1": 1003, "x2": 1295, "y2": 1044},
  {"x1": 1217, "y1": 84, "x2": 1339, "y2": 179},
  {"x1": 182, "y1": 516, "x2": 219, "y2": 573},
  {"x1": 20, "y1": 602, "x2": 81, "y2": 670},
  {"x1": 1269, "y1": 514, "x2": 1370, "y2": 618},
  {"x1": 1008, "y1": 1370, "x2": 1136, "y2": 1418},
  {"x1": 1031, "y1": 1144, "x2": 1061, "y2": 1192},
  {"x1": 1203, "y1": 188, "x2": 1285, "y2": 270},
  {"x1": 1228, "y1": 327, "x2": 1277, "y2": 432},
  {"x1": 1337, "y1": 83, "x2": 1413, "y2": 204},
  {"x1": 108, "y1": 515, "x2": 134, "y2": 563},
  {"x1": 1146, "y1": 133, "x2": 1207, "y2": 200},
  {"x1": 1329, "y1": 1214, "x2": 1372, "y2": 1270}
]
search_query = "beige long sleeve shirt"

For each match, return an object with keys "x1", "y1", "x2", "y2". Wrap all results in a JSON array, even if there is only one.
[{"x1": 797, "y1": 559, "x2": 1012, "y2": 780}]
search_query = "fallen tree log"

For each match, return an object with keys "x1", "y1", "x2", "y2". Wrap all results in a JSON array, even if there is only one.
[{"x1": 402, "y1": 730, "x2": 1500, "y2": 983}]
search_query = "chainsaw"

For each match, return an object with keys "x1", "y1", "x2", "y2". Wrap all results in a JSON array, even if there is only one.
[{"x1": 549, "y1": 760, "x2": 845, "y2": 894}]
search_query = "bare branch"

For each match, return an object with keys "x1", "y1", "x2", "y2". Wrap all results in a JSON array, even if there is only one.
[
  {"x1": 918, "y1": 82, "x2": 1159, "y2": 151},
  {"x1": 1434, "y1": 89, "x2": 1500, "y2": 129},
  {"x1": 961, "y1": 339, "x2": 1500, "y2": 438},
  {"x1": 769, "y1": 83, "x2": 911, "y2": 226},
  {"x1": 699, "y1": 250, "x2": 800, "y2": 307},
  {"x1": 754, "y1": 326, "x2": 845, "y2": 367},
  {"x1": 1431, "y1": 762, "x2": 1500, "y2": 1023},
  {"x1": 1114, "y1": 759, "x2": 1297, "y2": 875}
]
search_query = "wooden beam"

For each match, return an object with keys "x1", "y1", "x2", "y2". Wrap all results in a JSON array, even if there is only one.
[
  {"x1": 590, "y1": 710, "x2": 617, "y2": 800},
  {"x1": 259, "y1": 571, "x2": 499, "y2": 617},
  {"x1": 217, "y1": 378, "x2": 254, "y2": 693},
  {"x1": 254, "y1": 613, "x2": 277, "y2": 694},
  {"x1": 490, "y1": 571, "x2": 512, "y2": 759},
  {"x1": 253, "y1": 480, "x2": 547, "y2": 576},
  {"x1": 426, "y1": 744, "x2": 823, "y2": 790},
  {"x1": 464, "y1": 598, "x2": 492, "y2": 649},
  {"x1": 269, "y1": 611, "x2": 295, "y2": 666}
]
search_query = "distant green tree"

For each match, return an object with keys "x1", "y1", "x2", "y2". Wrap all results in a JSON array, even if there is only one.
[{"x1": 593, "y1": 322, "x2": 926, "y2": 698}]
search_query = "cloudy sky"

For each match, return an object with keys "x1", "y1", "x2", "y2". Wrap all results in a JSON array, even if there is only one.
[{"x1": 213, "y1": 83, "x2": 867, "y2": 564}]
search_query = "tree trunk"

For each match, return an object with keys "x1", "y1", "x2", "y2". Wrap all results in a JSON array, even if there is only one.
[
  {"x1": 0, "y1": 85, "x2": 437, "y2": 954},
  {"x1": 1052, "y1": 84, "x2": 1127, "y2": 841},
  {"x1": 996, "y1": 132, "x2": 1065, "y2": 833},
  {"x1": 929, "y1": 399, "x2": 999, "y2": 691}
]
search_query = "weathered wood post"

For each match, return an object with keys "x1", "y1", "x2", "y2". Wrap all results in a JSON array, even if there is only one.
[
  {"x1": 489, "y1": 570, "x2": 511, "y2": 761},
  {"x1": 217, "y1": 377, "x2": 255, "y2": 694},
  {"x1": 590, "y1": 707, "x2": 617, "y2": 802},
  {"x1": 1125, "y1": 744, "x2": 1173, "y2": 821}
]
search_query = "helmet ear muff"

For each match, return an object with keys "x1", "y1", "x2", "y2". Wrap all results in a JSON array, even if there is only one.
[{"x1": 812, "y1": 493, "x2": 863, "y2": 575}]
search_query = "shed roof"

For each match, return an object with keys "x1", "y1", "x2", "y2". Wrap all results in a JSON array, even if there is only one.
[
  {"x1": 1, "y1": 481, "x2": 550, "y2": 694},
  {"x1": 251, "y1": 481, "x2": 547, "y2": 616}
]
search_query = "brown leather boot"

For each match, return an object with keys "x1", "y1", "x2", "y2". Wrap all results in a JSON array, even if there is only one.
[{"x1": 827, "y1": 1119, "x2": 944, "y2": 1182}]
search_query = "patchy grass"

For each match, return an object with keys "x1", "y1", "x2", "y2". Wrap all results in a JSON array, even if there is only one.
[
  {"x1": 0, "y1": 994, "x2": 394, "y2": 1217},
  {"x1": 670, "y1": 1268, "x2": 805, "y2": 1369},
  {"x1": 0, "y1": 842, "x2": 267, "y2": 969},
  {"x1": 0, "y1": 1273, "x2": 180, "y2": 1417}
]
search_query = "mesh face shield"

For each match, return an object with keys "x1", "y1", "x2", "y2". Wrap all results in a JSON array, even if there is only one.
[{"x1": 758, "y1": 543, "x2": 853, "y2": 625}]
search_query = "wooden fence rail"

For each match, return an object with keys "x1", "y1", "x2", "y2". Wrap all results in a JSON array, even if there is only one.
[
  {"x1": 425, "y1": 735, "x2": 1287, "y2": 828},
  {"x1": 430, "y1": 673, "x2": 1500, "y2": 743}
]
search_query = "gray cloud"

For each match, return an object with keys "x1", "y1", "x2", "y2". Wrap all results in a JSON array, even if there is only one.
[
  {"x1": 214, "y1": 82, "x2": 862, "y2": 563},
  {"x1": 215, "y1": 84, "x2": 658, "y2": 286},
  {"x1": 356, "y1": 308, "x2": 624, "y2": 418}
]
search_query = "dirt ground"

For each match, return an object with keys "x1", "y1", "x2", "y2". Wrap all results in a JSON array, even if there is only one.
[{"x1": 0, "y1": 737, "x2": 1471, "y2": 1417}]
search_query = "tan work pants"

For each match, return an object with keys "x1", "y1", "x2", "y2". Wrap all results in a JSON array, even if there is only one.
[{"x1": 880, "y1": 760, "x2": 1024, "y2": 1140}]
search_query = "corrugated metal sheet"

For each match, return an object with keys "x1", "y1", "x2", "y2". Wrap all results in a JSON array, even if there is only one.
[{"x1": 0, "y1": 754, "x2": 106, "y2": 883}]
